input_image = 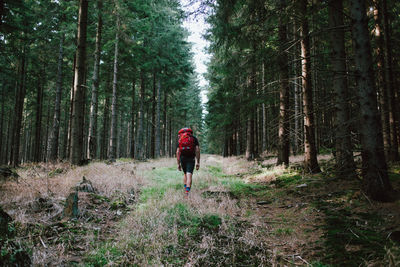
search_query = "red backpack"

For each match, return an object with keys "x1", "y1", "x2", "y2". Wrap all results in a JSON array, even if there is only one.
[{"x1": 178, "y1": 128, "x2": 195, "y2": 156}]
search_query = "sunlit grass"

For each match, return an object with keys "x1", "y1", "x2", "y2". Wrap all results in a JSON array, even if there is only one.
[{"x1": 82, "y1": 156, "x2": 270, "y2": 266}]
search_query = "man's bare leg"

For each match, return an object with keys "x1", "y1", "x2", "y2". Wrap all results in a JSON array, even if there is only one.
[
  {"x1": 186, "y1": 172, "x2": 192, "y2": 188},
  {"x1": 183, "y1": 173, "x2": 187, "y2": 187}
]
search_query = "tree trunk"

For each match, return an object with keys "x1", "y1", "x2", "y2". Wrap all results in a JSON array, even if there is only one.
[
  {"x1": 261, "y1": 62, "x2": 267, "y2": 152},
  {"x1": 293, "y1": 22, "x2": 301, "y2": 155},
  {"x1": 350, "y1": 0, "x2": 394, "y2": 201},
  {"x1": 109, "y1": 18, "x2": 119, "y2": 162},
  {"x1": 0, "y1": 84, "x2": 5, "y2": 163},
  {"x1": 44, "y1": 91, "x2": 52, "y2": 162},
  {"x1": 11, "y1": 49, "x2": 26, "y2": 167},
  {"x1": 168, "y1": 107, "x2": 172, "y2": 157},
  {"x1": 61, "y1": 98, "x2": 69, "y2": 160},
  {"x1": 47, "y1": 34, "x2": 64, "y2": 162},
  {"x1": 100, "y1": 73, "x2": 111, "y2": 160},
  {"x1": 88, "y1": 1, "x2": 102, "y2": 160},
  {"x1": 277, "y1": 0, "x2": 290, "y2": 166},
  {"x1": 299, "y1": 0, "x2": 320, "y2": 173},
  {"x1": 151, "y1": 71, "x2": 156, "y2": 158},
  {"x1": 146, "y1": 106, "x2": 150, "y2": 158},
  {"x1": 67, "y1": 55, "x2": 76, "y2": 159},
  {"x1": 5, "y1": 113, "x2": 12, "y2": 164},
  {"x1": 136, "y1": 69, "x2": 145, "y2": 160},
  {"x1": 0, "y1": 0, "x2": 4, "y2": 27},
  {"x1": 373, "y1": 0, "x2": 391, "y2": 160},
  {"x1": 70, "y1": 0, "x2": 88, "y2": 165},
  {"x1": 245, "y1": 116, "x2": 254, "y2": 160},
  {"x1": 246, "y1": 71, "x2": 256, "y2": 160},
  {"x1": 155, "y1": 76, "x2": 161, "y2": 158},
  {"x1": 162, "y1": 92, "x2": 167, "y2": 156},
  {"x1": 382, "y1": 0, "x2": 399, "y2": 161},
  {"x1": 33, "y1": 73, "x2": 44, "y2": 162},
  {"x1": 328, "y1": 0, "x2": 356, "y2": 178},
  {"x1": 130, "y1": 77, "x2": 136, "y2": 158}
]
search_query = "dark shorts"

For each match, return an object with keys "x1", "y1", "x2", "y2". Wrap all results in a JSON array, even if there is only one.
[{"x1": 180, "y1": 156, "x2": 195, "y2": 174}]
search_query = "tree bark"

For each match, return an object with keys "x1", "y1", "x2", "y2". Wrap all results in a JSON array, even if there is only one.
[
  {"x1": 44, "y1": 91, "x2": 52, "y2": 162},
  {"x1": 261, "y1": 62, "x2": 267, "y2": 152},
  {"x1": 136, "y1": 69, "x2": 145, "y2": 160},
  {"x1": 0, "y1": 84, "x2": 5, "y2": 163},
  {"x1": 100, "y1": 73, "x2": 111, "y2": 160},
  {"x1": 70, "y1": 0, "x2": 88, "y2": 165},
  {"x1": 11, "y1": 49, "x2": 26, "y2": 167},
  {"x1": 328, "y1": 0, "x2": 356, "y2": 178},
  {"x1": 382, "y1": 0, "x2": 399, "y2": 161},
  {"x1": 67, "y1": 55, "x2": 76, "y2": 159},
  {"x1": 373, "y1": 0, "x2": 391, "y2": 160},
  {"x1": 155, "y1": 76, "x2": 161, "y2": 158},
  {"x1": 33, "y1": 73, "x2": 44, "y2": 162},
  {"x1": 245, "y1": 74, "x2": 255, "y2": 160},
  {"x1": 61, "y1": 98, "x2": 69, "y2": 160},
  {"x1": 277, "y1": 0, "x2": 290, "y2": 166},
  {"x1": 109, "y1": 17, "x2": 119, "y2": 162},
  {"x1": 88, "y1": 1, "x2": 102, "y2": 160},
  {"x1": 47, "y1": 34, "x2": 64, "y2": 162},
  {"x1": 350, "y1": 0, "x2": 394, "y2": 201},
  {"x1": 299, "y1": 0, "x2": 320, "y2": 173},
  {"x1": 130, "y1": 77, "x2": 136, "y2": 158},
  {"x1": 162, "y1": 92, "x2": 167, "y2": 156},
  {"x1": 5, "y1": 112, "x2": 12, "y2": 164},
  {"x1": 151, "y1": 71, "x2": 156, "y2": 158}
]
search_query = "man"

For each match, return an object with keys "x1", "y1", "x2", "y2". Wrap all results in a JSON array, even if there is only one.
[{"x1": 176, "y1": 128, "x2": 200, "y2": 196}]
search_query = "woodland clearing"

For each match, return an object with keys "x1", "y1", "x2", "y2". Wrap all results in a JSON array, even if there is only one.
[{"x1": 1, "y1": 154, "x2": 400, "y2": 266}]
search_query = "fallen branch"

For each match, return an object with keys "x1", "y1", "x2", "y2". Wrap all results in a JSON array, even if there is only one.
[{"x1": 349, "y1": 228, "x2": 360, "y2": 238}]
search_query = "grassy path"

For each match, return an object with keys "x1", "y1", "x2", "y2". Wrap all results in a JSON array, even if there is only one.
[
  {"x1": 1, "y1": 155, "x2": 399, "y2": 266},
  {"x1": 85, "y1": 156, "x2": 270, "y2": 266},
  {"x1": 83, "y1": 155, "x2": 400, "y2": 266}
]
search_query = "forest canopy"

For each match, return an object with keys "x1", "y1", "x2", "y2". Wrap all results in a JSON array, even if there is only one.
[{"x1": 0, "y1": 0, "x2": 203, "y2": 165}]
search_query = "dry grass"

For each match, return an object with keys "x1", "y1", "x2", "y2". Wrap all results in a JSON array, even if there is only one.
[
  {"x1": 220, "y1": 155, "x2": 256, "y2": 176},
  {"x1": 1, "y1": 160, "x2": 147, "y2": 224},
  {"x1": 2, "y1": 154, "x2": 399, "y2": 266},
  {"x1": 0, "y1": 159, "x2": 152, "y2": 266},
  {"x1": 85, "y1": 155, "x2": 272, "y2": 266}
]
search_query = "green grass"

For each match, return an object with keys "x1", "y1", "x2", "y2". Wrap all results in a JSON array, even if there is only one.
[
  {"x1": 85, "y1": 243, "x2": 124, "y2": 267},
  {"x1": 273, "y1": 173, "x2": 303, "y2": 187},
  {"x1": 220, "y1": 177, "x2": 270, "y2": 197},
  {"x1": 273, "y1": 227, "x2": 294, "y2": 236},
  {"x1": 138, "y1": 167, "x2": 183, "y2": 203}
]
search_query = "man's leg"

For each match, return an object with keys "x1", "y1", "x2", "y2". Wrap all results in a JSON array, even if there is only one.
[
  {"x1": 183, "y1": 173, "x2": 187, "y2": 188},
  {"x1": 186, "y1": 172, "x2": 192, "y2": 188},
  {"x1": 185, "y1": 158, "x2": 195, "y2": 194}
]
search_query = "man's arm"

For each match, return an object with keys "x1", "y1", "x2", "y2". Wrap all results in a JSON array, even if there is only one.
[
  {"x1": 176, "y1": 147, "x2": 181, "y2": 171},
  {"x1": 195, "y1": 146, "x2": 200, "y2": 170}
]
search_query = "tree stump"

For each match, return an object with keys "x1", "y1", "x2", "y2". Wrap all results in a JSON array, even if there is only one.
[
  {"x1": 76, "y1": 176, "x2": 96, "y2": 193},
  {"x1": 0, "y1": 206, "x2": 12, "y2": 238},
  {"x1": 63, "y1": 191, "x2": 79, "y2": 219}
]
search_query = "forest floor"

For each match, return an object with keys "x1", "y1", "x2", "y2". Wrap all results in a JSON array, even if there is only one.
[{"x1": 1, "y1": 154, "x2": 400, "y2": 266}]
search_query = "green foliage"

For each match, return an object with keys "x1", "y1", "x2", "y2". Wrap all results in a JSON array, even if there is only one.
[
  {"x1": 85, "y1": 243, "x2": 124, "y2": 267},
  {"x1": 273, "y1": 173, "x2": 303, "y2": 188},
  {"x1": 166, "y1": 203, "x2": 222, "y2": 239},
  {"x1": 273, "y1": 227, "x2": 294, "y2": 236},
  {"x1": 48, "y1": 168, "x2": 64, "y2": 178}
]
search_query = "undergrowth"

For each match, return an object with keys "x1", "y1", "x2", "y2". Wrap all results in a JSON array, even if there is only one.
[
  {"x1": 2, "y1": 156, "x2": 399, "y2": 266},
  {"x1": 84, "y1": 161, "x2": 270, "y2": 266}
]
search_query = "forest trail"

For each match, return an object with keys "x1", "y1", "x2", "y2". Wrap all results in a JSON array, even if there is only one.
[{"x1": 1, "y1": 155, "x2": 400, "y2": 266}]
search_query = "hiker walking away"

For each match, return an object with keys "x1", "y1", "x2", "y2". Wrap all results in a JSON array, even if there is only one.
[{"x1": 176, "y1": 128, "x2": 200, "y2": 196}]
